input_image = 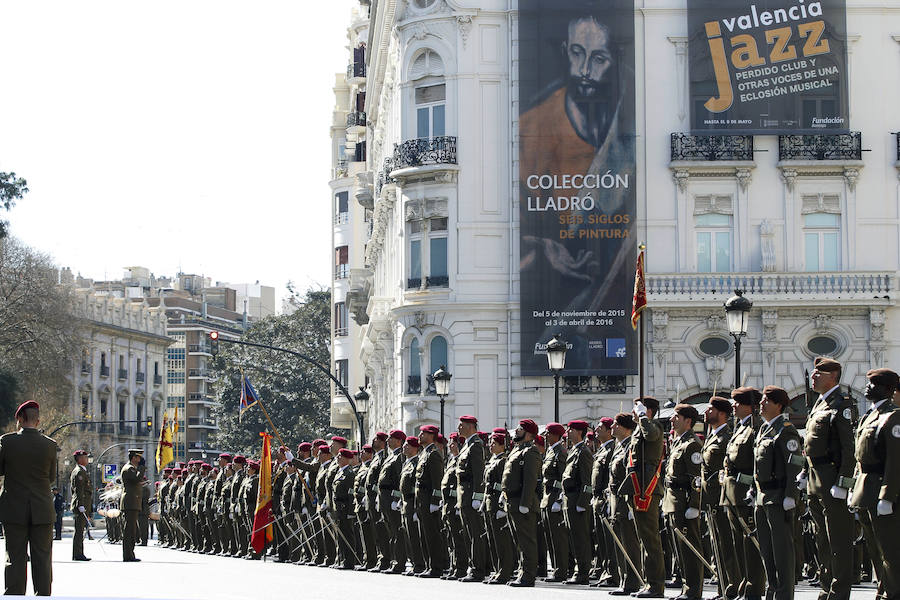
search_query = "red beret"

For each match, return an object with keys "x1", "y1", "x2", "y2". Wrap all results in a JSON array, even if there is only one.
[
  {"x1": 491, "y1": 432, "x2": 506, "y2": 445},
  {"x1": 247, "y1": 460, "x2": 260, "y2": 470},
  {"x1": 405, "y1": 436, "x2": 420, "y2": 448},
  {"x1": 218, "y1": 453, "x2": 232, "y2": 461},
  {"x1": 177, "y1": 462, "x2": 187, "y2": 468},
  {"x1": 362, "y1": 444, "x2": 373, "y2": 452},
  {"x1": 338, "y1": 448, "x2": 354, "y2": 459},
  {"x1": 155, "y1": 481, "x2": 162, "y2": 487},
  {"x1": 449, "y1": 432, "x2": 459, "y2": 441},
  {"x1": 459, "y1": 415, "x2": 478, "y2": 424},
  {"x1": 200, "y1": 463, "x2": 211, "y2": 471},
  {"x1": 535, "y1": 434, "x2": 545, "y2": 447},
  {"x1": 374, "y1": 431, "x2": 389, "y2": 442},
  {"x1": 567, "y1": 419, "x2": 590, "y2": 432},
  {"x1": 519, "y1": 419, "x2": 539, "y2": 435},
  {"x1": 598, "y1": 417, "x2": 615, "y2": 429},
  {"x1": 331, "y1": 436, "x2": 348, "y2": 446},
  {"x1": 491, "y1": 427, "x2": 506, "y2": 435},
  {"x1": 477, "y1": 432, "x2": 489, "y2": 444},
  {"x1": 545, "y1": 422, "x2": 565, "y2": 437},
  {"x1": 586, "y1": 430, "x2": 595, "y2": 439},
  {"x1": 212, "y1": 468, "x2": 219, "y2": 474},
  {"x1": 420, "y1": 424, "x2": 439, "y2": 436},
  {"x1": 163, "y1": 468, "x2": 173, "y2": 474},
  {"x1": 389, "y1": 429, "x2": 407, "y2": 441},
  {"x1": 297, "y1": 442, "x2": 312, "y2": 452},
  {"x1": 73, "y1": 450, "x2": 88, "y2": 457},
  {"x1": 312, "y1": 438, "x2": 326, "y2": 446},
  {"x1": 14, "y1": 400, "x2": 39, "y2": 419},
  {"x1": 318, "y1": 445, "x2": 332, "y2": 455},
  {"x1": 233, "y1": 455, "x2": 247, "y2": 464},
  {"x1": 436, "y1": 434, "x2": 447, "y2": 445}
]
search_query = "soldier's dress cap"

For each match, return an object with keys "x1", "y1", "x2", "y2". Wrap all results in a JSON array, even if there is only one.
[
  {"x1": 567, "y1": 419, "x2": 590, "y2": 432},
  {"x1": 449, "y1": 432, "x2": 459, "y2": 441},
  {"x1": 545, "y1": 423, "x2": 566, "y2": 437},
  {"x1": 709, "y1": 396, "x2": 733, "y2": 414},
  {"x1": 535, "y1": 434, "x2": 545, "y2": 447},
  {"x1": 598, "y1": 417, "x2": 615, "y2": 429},
  {"x1": 731, "y1": 386, "x2": 762, "y2": 406},
  {"x1": 312, "y1": 438, "x2": 326, "y2": 447},
  {"x1": 14, "y1": 400, "x2": 39, "y2": 419},
  {"x1": 163, "y1": 468, "x2": 173, "y2": 474},
  {"x1": 762, "y1": 385, "x2": 791, "y2": 407},
  {"x1": 200, "y1": 463, "x2": 211, "y2": 470},
  {"x1": 338, "y1": 448, "x2": 355, "y2": 459},
  {"x1": 297, "y1": 442, "x2": 312, "y2": 452},
  {"x1": 318, "y1": 445, "x2": 332, "y2": 455},
  {"x1": 331, "y1": 435, "x2": 348, "y2": 445},
  {"x1": 867, "y1": 368, "x2": 900, "y2": 389},
  {"x1": 233, "y1": 455, "x2": 247, "y2": 464},
  {"x1": 420, "y1": 424, "x2": 439, "y2": 436},
  {"x1": 405, "y1": 436, "x2": 420, "y2": 448},
  {"x1": 73, "y1": 450, "x2": 88, "y2": 457},
  {"x1": 362, "y1": 444, "x2": 373, "y2": 452},
  {"x1": 459, "y1": 415, "x2": 478, "y2": 424},
  {"x1": 673, "y1": 404, "x2": 700, "y2": 422},
  {"x1": 814, "y1": 357, "x2": 841, "y2": 372},
  {"x1": 389, "y1": 429, "x2": 407, "y2": 441},
  {"x1": 247, "y1": 460, "x2": 260, "y2": 470},
  {"x1": 586, "y1": 430, "x2": 596, "y2": 440},
  {"x1": 177, "y1": 462, "x2": 187, "y2": 468},
  {"x1": 519, "y1": 419, "x2": 539, "y2": 435},
  {"x1": 614, "y1": 413, "x2": 636, "y2": 430},
  {"x1": 278, "y1": 445, "x2": 289, "y2": 455},
  {"x1": 490, "y1": 432, "x2": 506, "y2": 445},
  {"x1": 374, "y1": 431, "x2": 389, "y2": 442},
  {"x1": 128, "y1": 448, "x2": 144, "y2": 457}
]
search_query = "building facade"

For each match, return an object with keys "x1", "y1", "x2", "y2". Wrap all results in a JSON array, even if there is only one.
[{"x1": 330, "y1": 0, "x2": 900, "y2": 438}]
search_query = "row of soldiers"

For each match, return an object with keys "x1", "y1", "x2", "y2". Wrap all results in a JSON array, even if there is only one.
[{"x1": 151, "y1": 357, "x2": 900, "y2": 600}]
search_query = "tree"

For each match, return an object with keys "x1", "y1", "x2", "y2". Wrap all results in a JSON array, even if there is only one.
[
  {"x1": 0, "y1": 171, "x2": 28, "y2": 239},
  {"x1": 0, "y1": 236, "x2": 79, "y2": 426},
  {"x1": 211, "y1": 288, "x2": 341, "y2": 455}
]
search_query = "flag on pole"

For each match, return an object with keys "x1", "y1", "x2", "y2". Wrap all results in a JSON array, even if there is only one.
[
  {"x1": 631, "y1": 247, "x2": 647, "y2": 330},
  {"x1": 172, "y1": 406, "x2": 179, "y2": 435},
  {"x1": 240, "y1": 373, "x2": 260, "y2": 422},
  {"x1": 250, "y1": 432, "x2": 274, "y2": 554},
  {"x1": 155, "y1": 411, "x2": 174, "y2": 471}
]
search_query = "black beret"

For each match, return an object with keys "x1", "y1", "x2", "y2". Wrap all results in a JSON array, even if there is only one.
[
  {"x1": 731, "y1": 386, "x2": 762, "y2": 406},
  {"x1": 814, "y1": 357, "x2": 841, "y2": 373},
  {"x1": 867, "y1": 368, "x2": 900, "y2": 389},
  {"x1": 762, "y1": 385, "x2": 790, "y2": 407},
  {"x1": 673, "y1": 404, "x2": 700, "y2": 422},
  {"x1": 709, "y1": 396, "x2": 733, "y2": 414},
  {"x1": 614, "y1": 412, "x2": 636, "y2": 430}
]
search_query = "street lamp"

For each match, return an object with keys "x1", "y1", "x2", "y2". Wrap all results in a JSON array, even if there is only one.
[
  {"x1": 546, "y1": 334, "x2": 567, "y2": 422},
  {"x1": 432, "y1": 366, "x2": 452, "y2": 433},
  {"x1": 353, "y1": 387, "x2": 369, "y2": 447},
  {"x1": 724, "y1": 289, "x2": 753, "y2": 388}
]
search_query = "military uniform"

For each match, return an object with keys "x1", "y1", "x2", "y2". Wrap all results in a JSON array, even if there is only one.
[
  {"x1": 609, "y1": 436, "x2": 642, "y2": 593},
  {"x1": 662, "y1": 430, "x2": 703, "y2": 599},
  {"x1": 483, "y1": 451, "x2": 514, "y2": 583},
  {"x1": 502, "y1": 440, "x2": 541, "y2": 585},
  {"x1": 292, "y1": 456, "x2": 323, "y2": 563},
  {"x1": 365, "y1": 447, "x2": 391, "y2": 570},
  {"x1": 754, "y1": 413, "x2": 803, "y2": 600},
  {"x1": 70, "y1": 461, "x2": 93, "y2": 559},
  {"x1": 331, "y1": 463, "x2": 358, "y2": 568},
  {"x1": 414, "y1": 443, "x2": 447, "y2": 575},
  {"x1": 441, "y1": 452, "x2": 467, "y2": 578},
  {"x1": 591, "y1": 438, "x2": 617, "y2": 585},
  {"x1": 456, "y1": 433, "x2": 487, "y2": 580},
  {"x1": 377, "y1": 446, "x2": 407, "y2": 573},
  {"x1": 804, "y1": 386, "x2": 856, "y2": 600},
  {"x1": 400, "y1": 453, "x2": 425, "y2": 573},
  {"x1": 700, "y1": 422, "x2": 739, "y2": 599},
  {"x1": 139, "y1": 481, "x2": 151, "y2": 546},
  {"x1": 121, "y1": 455, "x2": 146, "y2": 562},
  {"x1": 562, "y1": 439, "x2": 594, "y2": 583},
  {"x1": 228, "y1": 467, "x2": 246, "y2": 555},
  {"x1": 541, "y1": 439, "x2": 568, "y2": 580},
  {"x1": 0, "y1": 424, "x2": 58, "y2": 595},
  {"x1": 353, "y1": 460, "x2": 377, "y2": 569}
]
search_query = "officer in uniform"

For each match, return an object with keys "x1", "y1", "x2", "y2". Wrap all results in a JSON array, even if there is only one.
[
  {"x1": 139, "y1": 476, "x2": 152, "y2": 546},
  {"x1": 663, "y1": 404, "x2": 703, "y2": 600},
  {"x1": 441, "y1": 433, "x2": 467, "y2": 579},
  {"x1": 70, "y1": 449, "x2": 93, "y2": 561},
  {"x1": 541, "y1": 422, "x2": 569, "y2": 582},
  {"x1": 849, "y1": 368, "x2": 900, "y2": 600},
  {"x1": 292, "y1": 442, "x2": 325, "y2": 564},
  {"x1": 414, "y1": 424, "x2": 448, "y2": 577},
  {"x1": 722, "y1": 387, "x2": 765, "y2": 600},
  {"x1": 378, "y1": 430, "x2": 408, "y2": 574},
  {"x1": 700, "y1": 397, "x2": 739, "y2": 600},
  {"x1": 753, "y1": 385, "x2": 803, "y2": 600},
  {"x1": 332, "y1": 448, "x2": 358, "y2": 569},
  {"x1": 365, "y1": 432, "x2": 391, "y2": 572},
  {"x1": 803, "y1": 357, "x2": 856, "y2": 600},
  {"x1": 0, "y1": 401, "x2": 57, "y2": 596},
  {"x1": 591, "y1": 417, "x2": 618, "y2": 587},
  {"x1": 214, "y1": 454, "x2": 232, "y2": 555},
  {"x1": 354, "y1": 445, "x2": 377, "y2": 570},
  {"x1": 456, "y1": 415, "x2": 488, "y2": 582},
  {"x1": 121, "y1": 448, "x2": 147, "y2": 562},
  {"x1": 502, "y1": 419, "x2": 542, "y2": 587},
  {"x1": 608, "y1": 413, "x2": 642, "y2": 596},
  {"x1": 620, "y1": 397, "x2": 666, "y2": 598},
  {"x1": 400, "y1": 436, "x2": 425, "y2": 575},
  {"x1": 230, "y1": 455, "x2": 248, "y2": 556},
  {"x1": 562, "y1": 419, "x2": 594, "y2": 584},
  {"x1": 158, "y1": 468, "x2": 173, "y2": 546},
  {"x1": 483, "y1": 432, "x2": 514, "y2": 584},
  {"x1": 314, "y1": 444, "x2": 337, "y2": 566}
]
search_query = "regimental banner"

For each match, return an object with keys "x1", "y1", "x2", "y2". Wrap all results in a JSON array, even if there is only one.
[
  {"x1": 689, "y1": 0, "x2": 848, "y2": 134},
  {"x1": 519, "y1": 0, "x2": 637, "y2": 376}
]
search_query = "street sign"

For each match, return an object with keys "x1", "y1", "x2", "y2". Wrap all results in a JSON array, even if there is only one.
[{"x1": 103, "y1": 464, "x2": 118, "y2": 482}]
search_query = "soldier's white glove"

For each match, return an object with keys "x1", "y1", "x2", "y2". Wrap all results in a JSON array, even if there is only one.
[
  {"x1": 413, "y1": 513, "x2": 419, "y2": 523},
  {"x1": 375, "y1": 497, "x2": 381, "y2": 512},
  {"x1": 284, "y1": 451, "x2": 294, "y2": 462},
  {"x1": 390, "y1": 501, "x2": 399, "y2": 511},
  {"x1": 627, "y1": 508, "x2": 634, "y2": 521},
  {"x1": 783, "y1": 497, "x2": 796, "y2": 511},
  {"x1": 685, "y1": 507, "x2": 700, "y2": 520},
  {"x1": 551, "y1": 501, "x2": 561, "y2": 513},
  {"x1": 519, "y1": 506, "x2": 529, "y2": 514},
  {"x1": 496, "y1": 510, "x2": 507, "y2": 519},
  {"x1": 302, "y1": 507, "x2": 308, "y2": 516},
  {"x1": 321, "y1": 501, "x2": 328, "y2": 510},
  {"x1": 455, "y1": 508, "x2": 460, "y2": 516},
  {"x1": 796, "y1": 472, "x2": 808, "y2": 490},
  {"x1": 718, "y1": 471, "x2": 725, "y2": 484},
  {"x1": 877, "y1": 500, "x2": 894, "y2": 516},
  {"x1": 633, "y1": 401, "x2": 648, "y2": 417},
  {"x1": 830, "y1": 485, "x2": 847, "y2": 500},
  {"x1": 78, "y1": 506, "x2": 86, "y2": 514},
  {"x1": 472, "y1": 500, "x2": 482, "y2": 511},
  {"x1": 744, "y1": 489, "x2": 756, "y2": 506},
  {"x1": 429, "y1": 503, "x2": 440, "y2": 513},
  {"x1": 362, "y1": 497, "x2": 369, "y2": 510},
  {"x1": 576, "y1": 506, "x2": 586, "y2": 513}
]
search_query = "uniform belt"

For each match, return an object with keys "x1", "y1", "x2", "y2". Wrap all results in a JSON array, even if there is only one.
[
  {"x1": 550, "y1": 481, "x2": 563, "y2": 490},
  {"x1": 758, "y1": 478, "x2": 785, "y2": 491},
  {"x1": 861, "y1": 463, "x2": 884, "y2": 475},
  {"x1": 665, "y1": 479, "x2": 690, "y2": 491},
  {"x1": 809, "y1": 456, "x2": 834, "y2": 467}
]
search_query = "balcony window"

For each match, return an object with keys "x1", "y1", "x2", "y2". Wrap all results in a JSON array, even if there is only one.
[
  {"x1": 334, "y1": 302, "x2": 349, "y2": 337},
  {"x1": 335, "y1": 246, "x2": 349, "y2": 279},
  {"x1": 334, "y1": 192, "x2": 349, "y2": 225},
  {"x1": 427, "y1": 336, "x2": 448, "y2": 394},
  {"x1": 804, "y1": 213, "x2": 840, "y2": 271},
  {"x1": 696, "y1": 213, "x2": 732, "y2": 273},
  {"x1": 407, "y1": 338, "x2": 421, "y2": 394},
  {"x1": 408, "y1": 217, "x2": 448, "y2": 289},
  {"x1": 415, "y1": 84, "x2": 445, "y2": 139},
  {"x1": 335, "y1": 359, "x2": 348, "y2": 389}
]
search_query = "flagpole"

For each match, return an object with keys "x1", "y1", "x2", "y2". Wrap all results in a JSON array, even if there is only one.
[{"x1": 639, "y1": 315, "x2": 645, "y2": 398}]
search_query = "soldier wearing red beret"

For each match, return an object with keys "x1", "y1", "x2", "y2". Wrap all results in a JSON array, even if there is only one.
[
  {"x1": 456, "y1": 414, "x2": 488, "y2": 581},
  {"x1": 590, "y1": 418, "x2": 616, "y2": 586},
  {"x1": 376, "y1": 429, "x2": 408, "y2": 574},
  {"x1": 399, "y1": 436, "x2": 425, "y2": 575},
  {"x1": 502, "y1": 419, "x2": 542, "y2": 586},
  {"x1": 484, "y1": 430, "x2": 514, "y2": 584},
  {"x1": 541, "y1": 421, "x2": 569, "y2": 582},
  {"x1": 415, "y1": 425, "x2": 449, "y2": 577}
]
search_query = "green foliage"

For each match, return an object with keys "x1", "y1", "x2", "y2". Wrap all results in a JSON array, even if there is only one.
[
  {"x1": 210, "y1": 288, "x2": 343, "y2": 456},
  {"x1": 0, "y1": 171, "x2": 28, "y2": 239}
]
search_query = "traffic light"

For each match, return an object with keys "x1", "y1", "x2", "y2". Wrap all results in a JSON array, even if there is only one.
[
  {"x1": 146, "y1": 419, "x2": 153, "y2": 431},
  {"x1": 209, "y1": 331, "x2": 219, "y2": 356}
]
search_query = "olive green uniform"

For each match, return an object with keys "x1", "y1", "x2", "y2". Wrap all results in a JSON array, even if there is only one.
[
  {"x1": 540, "y1": 440, "x2": 568, "y2": 580},
  {"x1": 562, "y1": 439, "x2": 594, "y2": 582},
  {"x1": 502, "y1": 440, "x2": 541, "y2": 584},
  {"x1": 378, "y1": 447, "x2": 407, "y2": 572},
  {"x1": 441, "y1": 453, "x2": 467, "y2": 577},
  {"x1": 662, "y1": 431, "x2": 703, "y2": 599},
  {"x1": 456, "y1": 433, "x2": 487, "y2": 579},
  {"x1": 332, "y1": 464, "x2": 358, "y2": 568},
  {"x1": 121, "y1": 460, "x2": 146, "y2": 561},
  {"x1": 591, "y1": 439, "x2": 618, "y2": 584},
  {"x1": 400, "y1": 454, "x2": 425, "y2": 573},
  {"x1": 365, "y1": 448, "x2": 391, "y2": 570},
  {"x1": 700, "y1": 423, "x2": 739, "y2": 599},
  {"x1": 804, "y1": 388, "x2": 856, "y2": 600},
  {"x1": 353, "y1": 461, "x2": 377, "y2": 568},
  {"x1": 70, "y1": 463, "x2": 93, "y2": 559},
  {"x1": 483, "y1": 452, "x2": 514, "y2": 582},
  {"x1": 414, "y1": 443, "x2": 447, "y2": 574},
  {"x1": 753, "y1": 414, "x2": 803, "y2": 600},
  {"x1": 609, "y1": 436, "x2": 642, "y2": 592}
]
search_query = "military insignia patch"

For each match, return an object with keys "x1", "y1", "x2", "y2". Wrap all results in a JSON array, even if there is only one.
[
  {"x1": 691, "y1": 452, "x2": 702, "y2": 465},
  {"x1": 892, "y1": 425, "x2": 900, "y2": 438},
  {"x1": 786, "y1": 439, "x2": 799, "y2": 452},
  {"x1": 843, "y1": 408, "x2": 852, "y2": 420}
]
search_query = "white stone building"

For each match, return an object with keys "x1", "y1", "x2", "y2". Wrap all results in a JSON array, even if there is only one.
[{"x1": 330, "y1": 0, "x2": 900, "y2": 438}]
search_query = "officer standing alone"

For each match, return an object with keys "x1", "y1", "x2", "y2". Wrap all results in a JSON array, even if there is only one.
[{"x1": 121, "y1": 449, "x2": 146, "y2": 562}]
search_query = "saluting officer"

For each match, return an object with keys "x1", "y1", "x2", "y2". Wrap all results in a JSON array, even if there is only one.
[
  {"x1": 540, "y1": 422, "x2": 569, "y2": 582},
  {"x1": 562, "y1": 419, "x2": 594, "y2": 585},
  {"x1": 753, "y1": 386, "x2": 803, "y2": 600},
  {"x1": 121, "y1": 448, "x2": 146, "y2": 562},
  {"x1": 502, "y1": 419, "x2": 542, "y2": 587},
  {"x1": 456, "y1": 415, "x2": 488, "y2": 582},
  {"x1": 803, "y1": 357, "x2": 856, "y2": 600},
  {"x1": 70, "y1": 449, "x2": 93, "y2": 561},
  {"x1": 849, "y1": 368, "x2": 900, "y2": 600}
]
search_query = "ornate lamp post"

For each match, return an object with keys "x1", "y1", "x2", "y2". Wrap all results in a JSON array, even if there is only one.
[
  {"x1": 432, "y1": 366, "x2": 452, "y2": 432},
  {"x1": 724, "y1": 290, "x2": 753, "y2": 388},
  {"x1": 546, "y1": 334, "x2": 567, "y2": 422}
]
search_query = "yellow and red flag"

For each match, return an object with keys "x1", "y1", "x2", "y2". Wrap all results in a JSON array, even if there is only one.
[
  {"x1": 155, "y1": 411, "x2": 174, "y2": 471},
  {"x1": 250, "y1": 432, "x2": 274, "y2": 554},
  {"x1": 631, "y1": 248, "x2": 647, "y2": 330}
]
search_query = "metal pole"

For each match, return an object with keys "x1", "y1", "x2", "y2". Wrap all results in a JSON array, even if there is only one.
[
  {"x1": 440, "y1": 396, "x2": 445, "y2": 432},
  {"x1": 553, "y1": 372, "x2": 560, "y2": 422},
  {"x1": 734, "y1": 336, "x2": 742, "y2": 389}
]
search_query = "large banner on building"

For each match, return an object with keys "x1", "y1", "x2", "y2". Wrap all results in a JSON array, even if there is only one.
[
  {"x1": 689, "y1": 0, "x2": 848, "y2": 134},
  {"x1": 519, "y1": 0, "x2": 637, "y2": 376}
]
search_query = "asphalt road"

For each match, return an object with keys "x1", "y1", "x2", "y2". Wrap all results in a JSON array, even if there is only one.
[{"x1": 35, "y1": 536, "x2": 879, "y2": 600}]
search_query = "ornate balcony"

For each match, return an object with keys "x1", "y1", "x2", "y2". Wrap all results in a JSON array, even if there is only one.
[
  {"x1": 778, "y1": 132, "x2": 861, "y2": 161},
  {"x1": 153, "y1": 374, "x2": 163, "y2": 386},
  {"x1": 670, "y1": 133, "x2": 754, "y2": 161},
  {"x1": 347, "y1": 61, "x2": 366, "y2": 80},
  {"x1": 135, "y1": 372, "x2": 145, "y2": 384},
  {"x1": 346, "y1": 111, "x2": 366, "y2": 129},
  {"x1": 100, "y1": 366, "x2": 110, "y2": 378},
  {"x1": 392, "y1": 136, "x2": 457, "y2": 170}
]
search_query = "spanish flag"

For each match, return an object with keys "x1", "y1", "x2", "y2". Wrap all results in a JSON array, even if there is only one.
[
  {"x1": 250, "y1": 432, "x2": 274, "y2": 554},
  {"x1": 631, "y1": 247, "x2": 647, "y2": 330},
  {"x1": 155, "y1": 411, "x2": 174, "y2": 471}
]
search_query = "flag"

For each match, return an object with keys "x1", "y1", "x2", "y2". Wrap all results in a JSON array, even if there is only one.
[
  {"x1": 155, "y1": 411, "x2": 174, "y2": 471},
  {"x1": 250, "y1": 432, "x2": 274, "y2": 554},
  {"x1": 631, "y1": 248, "x2": 647, "y2": 330},
  {"x1": 240, "y1": 373, "x2": 260, "y2": 422},
  {"x1": 172, "y1": 406, "x2": 179, "y2": 435}
]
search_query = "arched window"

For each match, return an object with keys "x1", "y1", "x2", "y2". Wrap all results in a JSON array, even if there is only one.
[
  {"x1": 407, "y1": 339, "x2": 421, "y2": 394},
  {"x1": 427, "y1": 336, "x2": 448, "y2": 394}
]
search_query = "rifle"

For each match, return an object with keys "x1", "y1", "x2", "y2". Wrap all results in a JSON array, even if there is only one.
[{"x1": 804, "y1": 369, "x2": 813, "y2": 414}]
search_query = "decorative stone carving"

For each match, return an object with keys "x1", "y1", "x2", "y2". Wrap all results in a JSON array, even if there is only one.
[
  {"x1": 410, "y1": 23, "x2": 428, "y2": 41},
  {"x1": 814, "y1": 314, "x2": 832, "y2": 332},
  {"x1": 781, "y1": 168, "x2": 797, "y2": 190},
  {"x1": 870, "y1": 308, "x2": 885, "y2": 341},
  {"x1": 424, "y1": 197, "x2": 448, "y2": 218},
  {"x1": 456, "y1": 15, "x2": 473, "y2": 48},
  {"x1": 406, "y1": 198, "x2": 423, "y2": 221},
  {"x1": 587, "y1": 399, "x2": 603, "y2": 420},
  {"x1": 414, "y1": 311, "x2": 427, "y2": 330},
  {"x1": 414, "y1": 398, "x2": 426, "y2": 419},
  {"x1": 706, "y1": 314, "x2": 724, "y2": 331},
  {"x1": 760, "y1": 219, "x2": 776, "y2": 272},
  {"x1": 736, "y1": 168, "x2": 752, "y2": 191},
  {"x1": 762, "y1": 311, "x2": 778, "y2": 342},
  {"x1": 706, "y1": 357, "x2": 724, "y2": 390},
  {"x1": 843, "y1": 167, "x2": 859, "y2": 191},
  {"x1": 652, "y1": 310, "x2": 669, "y2": 342},
  {"x1": 674, "y1": 169, "x2": 690, "y2": 192}
]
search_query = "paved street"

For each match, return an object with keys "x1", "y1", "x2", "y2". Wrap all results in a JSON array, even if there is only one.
[{"x1": 34, "y1": 533, "x2": 878, "y2": 600}]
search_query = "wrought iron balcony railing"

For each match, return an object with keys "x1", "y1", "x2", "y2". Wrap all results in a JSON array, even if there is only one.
[
  {"x1": 392, "y1": 136, "x2": 457, "y2": 170},
  {"x1": 100, "y1": 366, "x2": 110, "y2": 377},
  {"x1": 135, "y1": 372, "x2": 145, "y2": 384},
  {"x1": 347, "y1": 61, "x2": 366, "y2": 79},
  {"x1": 153, "y1": 374, "x2": 163, "y2": 385},
  {"x1": 778, "y1": 132, "x2": 861, "y2": 161},
  {"x1": 407, "y1": 375, "x2": 421, "y2": 395},
  {"x1": 426, "y1": 275, "x2": 449, "y2": 288},
  {"x1": 671, "y1": 133, "x2": 754, "y2": 161},
  {"x1": 346, "y1": 111, "x2": 366, "y2": 129},
  {"x1": 117, "y1": 369, "x2": 128, "y2": 381}
]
